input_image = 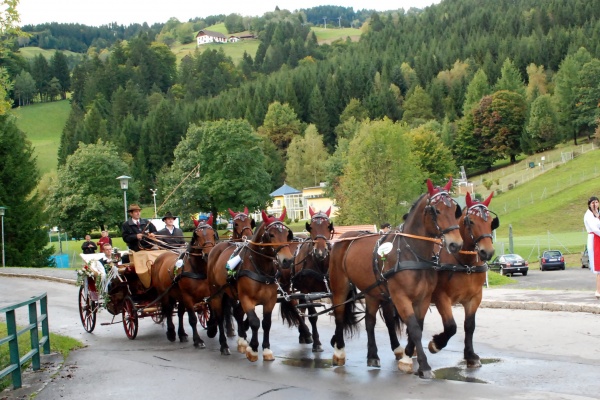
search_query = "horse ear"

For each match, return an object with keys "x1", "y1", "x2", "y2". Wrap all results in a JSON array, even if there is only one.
[
  {"x1": 426, "y1": 179, "x2": 435, "y2": 195},
  {"x1": 309, "y1": 206, "x2": 315, "y2": 217},
  {"x1": 279, "y1": 207, "x2": 287, "y2": 222},
  {"x1": 465, "y1": 192, "x2": 474, "y2": 208},
  {"x1": 491, "y1": 217, "x2": 500, "y2": 230},
  {"x1": 244, "y1": 206, "x2": 249, "y2": 215},
  {"x1": 305, "y1": 222, "x2": 312, "y2": 232},
  {"x1": 455, "y1": 204, "x2": 463, "y2": 219},
  {"x1": 261, "y1": 210, "x2": 271, "y2": 225},
  {"x1": 251, "y1": 219, "x2": 256, "y2": 229},
  {"x1": 207, "y1": 214, "x2": 213, "y2": 226},
  {"x1": 325, "y1": 206, "x2": 331, "y2": 217},
  {"x1": 443, "y1": 177, "x2": 453, "y2": 192},
  {"x1": 193, "y1": 219, "x2": 199, "y2": 227},
  {"x1": 483, "y1": 192, "x2": 494, "y2": 207},
  {"x1": 228, "y1": 208, "x2": 236, "y2": 218}
]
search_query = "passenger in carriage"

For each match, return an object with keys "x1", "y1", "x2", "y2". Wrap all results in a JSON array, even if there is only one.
[
  {"x1": 156, "y1": 211, "x2": 185, "y2": 248},
  {"x1": 121, "y1": 204, "x2": 157, "y2": 252},
  {"x1": 379, "y1": 222, "x2": 391, "y2": 235}
]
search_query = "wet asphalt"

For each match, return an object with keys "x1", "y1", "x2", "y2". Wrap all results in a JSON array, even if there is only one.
[{"x1": 2, "y1": 267, "x2": 600, "y2": 399}]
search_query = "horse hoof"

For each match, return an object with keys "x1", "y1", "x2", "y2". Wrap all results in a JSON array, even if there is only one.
[
  {"x1": 367, "y1": 358, "x2": 381, "y2": 368},
  {"x1": 332, "y1": 345, "x2": 346, "y2": 366},
  {"x1": 312, "y1": 345, "x2": 324, "y2": 353},
  {"x1": 166, "y1": 331, "x2": 176, "y2": 342},
  {"x1": 467, "y1": 359, "x2": 482, "y2": 368},
  {"x1": 237, "y1": 338, "x2": 248, "y2": 354},
  {"x1": 180, "y1": 336, "x2": 189, "y2": 343},
  {"x1": 220, "y1": 348, "x2": 231, "y2": 356},
  {"x1": 393, "y1": 346, "x2": 404, "y2": 360},
  {"x1": 428, "y1": 340, "x2": 440, "y2": 354},
  {"x1": 194, "y1": 342, "x2": 206, "y2": 349},
  {"x1": 299, "y1": 334, "x2": 313, "y2": 344},
  {"x1": 206, "y1": 326, "x2": 217, "y2": 338},
  {"x1": 419, "y1": 370, "x2": 435, "y2": 379},
  {"x1": 397, "y1": 355, "x2": 413, "y2": 373},
  {"x1": 246, "y1": 347, "x2": 259, "y2": 362},
  {"x1": 263, "y1": 349, "x2": 275, "y2": 361}
]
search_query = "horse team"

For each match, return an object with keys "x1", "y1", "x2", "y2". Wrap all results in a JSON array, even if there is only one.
[{"x1": 149, "y1": 178, "x2": 498, "y2": 379}]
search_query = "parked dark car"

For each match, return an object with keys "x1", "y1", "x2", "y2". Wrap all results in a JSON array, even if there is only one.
[
  {"x1": 540, "y1": 250, "x2": 565, "y2": 271},
  {"x1": 581, "y1": 247, "x2": 589, "y2": 269},
  {"x1": 489, "y1": 254, "x2": 529, "y2": 276}
]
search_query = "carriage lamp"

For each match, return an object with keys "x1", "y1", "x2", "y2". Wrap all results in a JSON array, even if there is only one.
[
  {"x1": 0, "y1": 206, "x2": 5, "y2": 268},
  {"x1": 116, "y1": 176, "x2": 131, "y2": 222}
]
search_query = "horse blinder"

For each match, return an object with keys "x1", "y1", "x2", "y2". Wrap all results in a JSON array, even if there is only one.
[
  {"x1": 455, "y1": 204, "x2": 462, "y2": 219},
  {"x1": 491, "y1": 216, "x2": 500, "y2": 231}
]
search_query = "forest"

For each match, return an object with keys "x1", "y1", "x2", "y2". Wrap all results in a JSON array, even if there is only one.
[{"x1": 4, "y1": 0, "x2": 600, "y2": 237}]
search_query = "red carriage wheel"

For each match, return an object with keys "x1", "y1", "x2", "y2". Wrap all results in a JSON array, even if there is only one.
[
  {"x1": 78, "y1": 286, "x2": 97, "y2": 332},
  {"x1": 197, "y1": 303, "x2": 210, "y2": 329},
  {"x1": 122, "y1": 297, "x2": 138, "y2": 339}
]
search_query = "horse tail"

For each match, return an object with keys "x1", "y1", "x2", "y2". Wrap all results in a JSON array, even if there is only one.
[
  {"x1": 280, "y1": 299, "x2": 301, "y2": 327},
  {"x1": 341, "y1": 286, "x2": 360, "y2": 336}
]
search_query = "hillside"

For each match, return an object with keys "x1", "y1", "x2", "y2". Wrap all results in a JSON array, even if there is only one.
[{"x1": 12, "y1": 100, "x2": 70, "y2": 176}]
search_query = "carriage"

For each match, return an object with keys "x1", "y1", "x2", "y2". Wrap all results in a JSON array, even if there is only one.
[{"x1": 77, "y1": 250, "x2": 212, "y2": 340}]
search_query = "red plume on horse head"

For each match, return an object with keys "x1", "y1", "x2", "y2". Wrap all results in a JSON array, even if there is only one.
[
  {"x1": 309, "y1": 206, "x2": 332, "y2": 218},
  {"x1": 261, "y1": 207, "x2": 287, "y2": 225},
  {"x1": 229, "y1": 206, "x2": 250, "y2": 218},
  {"x1": 427, "y1": 177, "x2": 453, "y2": 196},
  {"x1": 206, "y1": 214, "x2": 214, "y2": 226},
  {"x1": 466, "y1": 192, "x2": 494, "y2": 208}
]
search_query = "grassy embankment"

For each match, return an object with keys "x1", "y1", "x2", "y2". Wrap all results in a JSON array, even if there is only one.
[{"x1": 0, "y1": 323, "x2": 83, "y2": 391}]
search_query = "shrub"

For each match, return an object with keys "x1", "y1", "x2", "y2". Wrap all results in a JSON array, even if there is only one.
[{"x1": 482, "y1": 179, "x2": 493, "y2": 190}]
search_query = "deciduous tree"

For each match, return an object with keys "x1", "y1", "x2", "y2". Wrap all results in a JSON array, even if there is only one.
[
  {"x1": 285, "y1": 124, "x2": 329, "y2": 189},
  {"x1": 47, "y1": 140, "x2": 135, "y2": 237}
]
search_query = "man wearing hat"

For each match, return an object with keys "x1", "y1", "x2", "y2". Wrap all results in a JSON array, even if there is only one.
[
  {"x1": 156, "y1": 211, "x2": 185, "y2": 248},
  {"x1": 121, "y1": 204, "x2": 157, "y2": 252}
]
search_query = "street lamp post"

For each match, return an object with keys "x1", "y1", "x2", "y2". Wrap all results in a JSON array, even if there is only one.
[
  {"x1": 0, "y1": 206, "x2": 6, "y2": 268},
  {"x1": 150, "y1": 189, "x2": 157, "y2": 218},
  {"x1": 116, "y1": 176, "x2": 131, "y2": 222}
]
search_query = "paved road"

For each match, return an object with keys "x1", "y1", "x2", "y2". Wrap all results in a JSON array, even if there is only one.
[{"x1": 2, "y1": 275, "x2": 600, "y2": 400}]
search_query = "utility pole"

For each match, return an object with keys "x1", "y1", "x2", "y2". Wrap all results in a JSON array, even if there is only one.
[{"x1": 323, "y1": 17, "x2": 327, "y2": 29}]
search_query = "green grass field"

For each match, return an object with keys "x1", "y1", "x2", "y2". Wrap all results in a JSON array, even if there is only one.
[
  {"x1": 17, "y1": 46, "x2": 83, "y2": 60},
  {"x1": 171, "y1": 40, "x2": 260, "y2": 64},
  {"x1": 311, "y1": 27, "x2": 363, "y2": 43},
  {"x1": 12, "y1": 100, "x2": 71, "y2": 176}
]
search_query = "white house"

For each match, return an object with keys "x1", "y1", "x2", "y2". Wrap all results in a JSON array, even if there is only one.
[
  {"x1": 228, "y1": 36, "x2": 240, "y2": 43},
  {"x1": 196, "y1": 30, "x2": 227, "y2": 46}
]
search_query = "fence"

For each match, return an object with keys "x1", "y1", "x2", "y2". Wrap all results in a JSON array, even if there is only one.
[{"x1": 0, "y1": 293, "x2": 51, "y2": 389}]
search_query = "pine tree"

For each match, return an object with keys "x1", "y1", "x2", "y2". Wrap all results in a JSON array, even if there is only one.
[{"x1": 0, "y1": 115, "x2": 53, "y2": 266}]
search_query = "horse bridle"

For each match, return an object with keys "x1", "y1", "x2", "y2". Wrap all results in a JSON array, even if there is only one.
[
  {"x1": 189, "y1": 223, "x2": 216, "y2": 259},
  {"x1": 463, "y1": 204, "x2": 496, "y2": 248},
  {"x1": 309, "y1": 213, "x2": 334, "y2": 255},
  {"x1": 427, "y1": 191, "x2": 460, "y2": 236},
  {"x1": 232, "y1": 212, "x2": 253, "y2": 239}
]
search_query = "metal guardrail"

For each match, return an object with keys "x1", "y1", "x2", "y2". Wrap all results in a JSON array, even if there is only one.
[{"x1": 0, "y1": 293, "x2": 51, "y2": 389}]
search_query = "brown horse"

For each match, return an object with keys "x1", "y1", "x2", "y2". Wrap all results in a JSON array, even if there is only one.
[
  {"x1": 207, "y1": 209, "x2": 296, "y2": 361},
  {"x1": 285, "y1": 206, "x2": 334, "y2": 352},
  {"x1": 151, "y1": 215, "x2": 217, "y2": 348},
  {"x1": 328, "y1": 178, "x2": 463, "y2": 379},
  {"x1": 425, "y1": 191, "x2": 498, "y2": 367}
]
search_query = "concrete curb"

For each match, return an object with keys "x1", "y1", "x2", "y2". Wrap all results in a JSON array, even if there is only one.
[
  {"x1": 480, "y1": 300, "x2": 600, "y2": 314},
  {"x1": 0, "y1": 272, "x2": 77, "y2": 286}
]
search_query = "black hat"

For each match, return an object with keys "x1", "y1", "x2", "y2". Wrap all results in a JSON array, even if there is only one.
[
  {"x1": 381, "y1": 222, "x2": 391, "y2": 229},
  {"x1": 162, "y1": 211, "x2": 176, "y2": 221}
]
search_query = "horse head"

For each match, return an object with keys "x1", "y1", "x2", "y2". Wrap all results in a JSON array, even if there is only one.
[
  {"x1": 418, "y1": 177, "x2": 463, "y2": 254},
  {"x1": 259, "y1": 208, "x2": 294, "y2": 269},
  {"x1": 462, "y1": 192, "x2": 498, "y2": 261},
  {"x1": 305, "y1": 206, "x2": 333, "y2": 260},
  {"x1": 228, "y1": 207, "x2": 255, "y2": 240},
  {"x1": 192, "y1": 214, "x2": 217, "y2": 261}
]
